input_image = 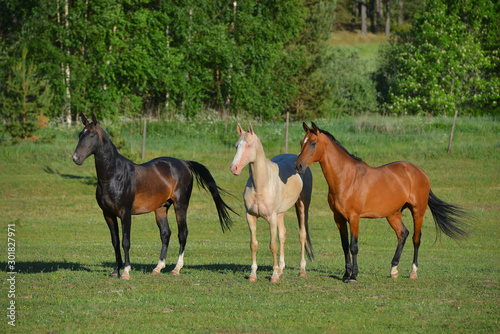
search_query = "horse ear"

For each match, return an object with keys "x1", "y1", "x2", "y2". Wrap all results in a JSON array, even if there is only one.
[
  {"x1": 302, "y1": 122, "x2": 310, "y2": 133},
  {"x1": 248, "y1": 123, "x2": 254, "y2": 135},
  {"x1": 237, "y1": 123, "x2": 244, "y2": 135},
  {"x1": 91, "y1": 112, "x2": 98, "y2": 125},
  {"x1": 81, "y1": 113, "x2": 89, "y2": 126},
  {"x1": 311, "y1": 122, "x2": 319, "y2": 134}
]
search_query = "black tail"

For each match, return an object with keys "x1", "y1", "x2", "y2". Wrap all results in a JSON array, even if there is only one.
[
  {"x1": 186, "y1": 161, "x2": 237, "y2": 233},
  {"x1": 428, "y1": 189, "x2": 469, "y2": 240}
]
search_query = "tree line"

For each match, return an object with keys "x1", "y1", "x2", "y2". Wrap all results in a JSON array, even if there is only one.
[{"x1": 0, "y1": 0, "x2": 498, "y2": 139}]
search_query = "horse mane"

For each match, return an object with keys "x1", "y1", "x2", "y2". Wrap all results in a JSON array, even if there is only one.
[{"x1": 318, "y1": 129, "x2": 362, "y2": 162}]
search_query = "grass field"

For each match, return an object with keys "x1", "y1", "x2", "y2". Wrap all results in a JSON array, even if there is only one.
[{"x1": 0, "y1": 115, "x2": 499, "y2": 333}]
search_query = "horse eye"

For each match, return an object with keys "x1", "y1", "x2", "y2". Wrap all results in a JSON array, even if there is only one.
[{"x1": 311, "y1": 141, "x2": 316, "y2": 147}]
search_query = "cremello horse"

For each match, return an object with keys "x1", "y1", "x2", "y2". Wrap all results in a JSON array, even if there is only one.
[{"x1": 230, "y1": 124, "x2": 313, "y2": 282}]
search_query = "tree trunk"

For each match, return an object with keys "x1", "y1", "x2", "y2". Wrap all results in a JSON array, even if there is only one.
[
  {"x1": 351, "y1": 0, "x2": 357, "y2": 30},
  {"x1": 361, "y1": 0, "x2": 367, "y2": 35},
  {"x1": 376, "y1": 0, "x2": 383, "y2": 31},
  {"x1": 370, "y1": 0, "x2": 376, "y2": 33},
  {"x1": 385, "y1": 0, "x2": 390, "y2": 36},
  {"x1": 448, "y1": 109, "x2": 459, "y2": 154},
  {"x1": 398, "y1": 0, "x2": 403, "y2": 25},
  {"x1": 64, "y1": 0, "x2": 71, "y2": 125}
]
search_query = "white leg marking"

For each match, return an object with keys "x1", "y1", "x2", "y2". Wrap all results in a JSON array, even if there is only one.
[
  {"x1": 390, "y1": 265, "x2": 399, "y2": 278},
  {"x1": 171, "y1": 252, "x2": 184, "y2": 275},
  {"x1": 410, "y1": 263, "x2": 418, "y2": 279},
  {"x1": 152, "y1": 259, "x2": 166, "y2": 274},
  {"x1": 121, "y1": 265, "x2": 131, "y2": 280}
]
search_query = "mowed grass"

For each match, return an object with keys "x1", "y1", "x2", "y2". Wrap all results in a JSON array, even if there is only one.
[{"x1": 0, "y1": 115, "x2": 498, "y2": 333}]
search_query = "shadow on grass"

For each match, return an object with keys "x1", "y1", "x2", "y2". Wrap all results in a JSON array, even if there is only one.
[
  {"x1": 1, "y1": 261, "x2": 99, "y2": 274},
  {"x1": 114, "y1": 262, "x2": 264, "y2": 275},
  {"x1": 44, "y1": 165, "x2": 97, "y2": 186},
  {"x1": 3, "y1": 261, "x2": 343, "y2": 281}
]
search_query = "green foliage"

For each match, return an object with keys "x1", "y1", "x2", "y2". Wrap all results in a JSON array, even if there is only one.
[
  {"x1": 0, "y1": 48, "x2": 52, "y2": 139},
  {"x1": 294, "y1": 0, "x2": 337, "y2": 118},
  {"x1": 0, "y1": 0, "x2": 312, "y2": 121},
  {"x1": 374, "y1": 0, "x2": 500, "y2": 116},
  {"x1": 312, "y1": 47, "x2": 378, "y2": 117}
]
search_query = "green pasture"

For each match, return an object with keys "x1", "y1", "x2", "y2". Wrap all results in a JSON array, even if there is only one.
[{"x1": 0, "y1": 115, "x2": 499, "y2": 333}]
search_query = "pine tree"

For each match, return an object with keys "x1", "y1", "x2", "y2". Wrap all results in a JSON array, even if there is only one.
[{"x1": 0, "y1": 48, "x2": 52, "y2": 139}]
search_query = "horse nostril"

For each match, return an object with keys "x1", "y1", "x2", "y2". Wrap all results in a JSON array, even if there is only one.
[{"x1": 295, "y1": 163, "x2": 302, "y2": 173}]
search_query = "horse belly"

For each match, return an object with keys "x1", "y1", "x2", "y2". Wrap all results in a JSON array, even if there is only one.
[
  {"x1": 132, "y1": 191, "x2": 169, "y2": 215},
  {"x1": 357, "y1": 178, "x2": 409, "y2": 218},
  {"x1": 132, "y1": 165, "x2": 175, "y2": 214}
]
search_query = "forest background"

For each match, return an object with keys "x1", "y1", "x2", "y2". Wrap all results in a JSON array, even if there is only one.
[{"x1": 0, "y1": 0, "x2": 499, "y2": 139}]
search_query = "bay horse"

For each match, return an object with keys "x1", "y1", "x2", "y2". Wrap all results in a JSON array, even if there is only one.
[
  {"x1": 230, "y1": 124, "x2": 313, "y2": 282},
  {"x1": 294, "y1": 122, "x2": 468, "y2": 282},
  {"x1": 72, "y1": 113, "x2": 236, "y2": 280}
]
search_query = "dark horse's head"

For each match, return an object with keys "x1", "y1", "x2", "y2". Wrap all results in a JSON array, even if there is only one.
[{"x1": 72, "y1": 113, "x2": 103, "y2": 165}]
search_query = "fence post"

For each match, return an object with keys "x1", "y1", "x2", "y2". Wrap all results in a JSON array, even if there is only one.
[
  {"x1": 142, "y1": 119, "x2": 147, "y2": 161},
  {"x1": 285, "y1": 111, "x2": 289, "y2": 154}
]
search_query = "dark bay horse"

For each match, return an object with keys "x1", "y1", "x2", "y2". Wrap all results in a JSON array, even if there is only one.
[
  {"x1": 72, "y1": 113, "x2": 236, "y2": 279},
  {"x1": 294, "y1": 122, "x2": 468, "y2": 282}
]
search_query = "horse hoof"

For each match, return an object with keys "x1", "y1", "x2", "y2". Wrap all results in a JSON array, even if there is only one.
[
  {"x1": 248, "y1": 276, "x2": 257, "y2": 282},
  {"x1": 171, "y1": 270, "x2": 180, "y2": 276},
  {"x1": 410, "y1": 273, "x2": 418, "y2": 279},
  {"x1": 299, "y1": 271, "x2": 306, "y2": 277},
  {"x1": 110, "y1": 272, "x2": 119, "y2": 278},
  {"x1": 270, "y1": 277, "x2": 280, "y2": 283},
  {"x1": 348, "y1": 279, "x2": 357, "y2": 284},
  {"x1": 152, "y1": 270, "x2": 160, "y2": 275},
  {"x1": 120, "y1": 275, "x2": 130, "y2": 280},
  {"x1": 390, "y1": 273, "x2": 399, "y2": 279}
]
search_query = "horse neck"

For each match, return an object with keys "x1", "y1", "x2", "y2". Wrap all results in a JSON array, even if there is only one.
[
  {"x1": 318, "y1": 136, "x2": 357, "y2": 192},
  {"x1": 248, "y1": 139, "x2": 273, "y2": 191},
  {"x1": 93, "y1": 131, "x2": 122, "y2": 182}
]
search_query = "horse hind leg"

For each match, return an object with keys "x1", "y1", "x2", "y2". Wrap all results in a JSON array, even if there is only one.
[
  {"x1": 171, "y1": 202, "x2": 189, "y2": 275},
  {"x1": 295, "y1": 199, "x2": 308, "y2": 277},
  {"x1": 152, "y1": 205, "x2": 172, "y2": 275},
  {"x1": 269, "y1": 214, "x2": 280, "y2": 283},
  {"x1": 410, "y1": 208, "x2": 424, "y2": 279},
  {"x1": 386, "y1": 212, "x2": 409, "y2": 279}
]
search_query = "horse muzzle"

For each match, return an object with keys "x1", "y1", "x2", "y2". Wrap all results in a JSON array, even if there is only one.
[
  {"x1": 294, "y1": 161, "x2": 305, "y2": 174},
  {"x1": 72, "y1": 153, "x2": 84, "y2": 165},
  {"x1": 230, "y1": 164, "x2": 241, "y2": 176}
]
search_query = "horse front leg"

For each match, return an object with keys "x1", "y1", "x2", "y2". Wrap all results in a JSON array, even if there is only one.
[
  {"x1": 269, "y1": 214, "x2": 280, "y2": 283},
  {"x1": 104, "y1": 213, "x2": 122, "y2": 278},
  {"x1": 348, "y1": 215, "x2": 360, "y2": 283},
  {"x1": 277, "y1": 212, "x2": 286, "y2": 276},
  {"x1": 334, "y1": 213, "x2": 351, "y2": 282},
  {"x1": 120, "y1": 211, "x2": 132, "y2": 280},
  {"x1": 247, "y1": 213, "x2": 258, "y2": 282}
]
